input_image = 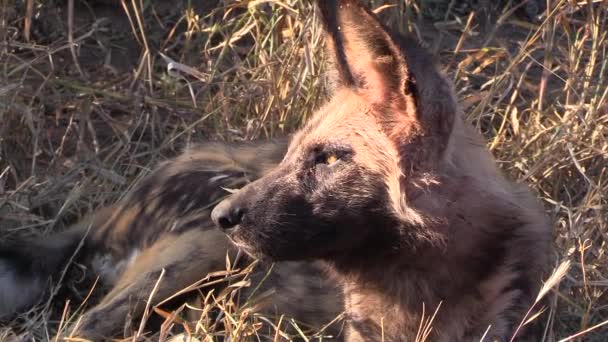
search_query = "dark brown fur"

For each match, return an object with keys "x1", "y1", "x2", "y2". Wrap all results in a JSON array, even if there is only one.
[{"x1": 211, "y1": 1, "x2": 551, "y2": 341}]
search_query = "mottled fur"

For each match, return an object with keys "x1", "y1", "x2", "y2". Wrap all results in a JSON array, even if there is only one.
[
  {"x1": 0, "y1": 139, "x2": 342, "y2": 340},
  {"x1": 211, "y1": 1, "x2": 551, "y2": 341}
]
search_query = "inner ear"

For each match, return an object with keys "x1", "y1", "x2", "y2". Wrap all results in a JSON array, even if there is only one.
[
  {"x1": 317, "y1": 0, "x2": 416, "y2": 106},
  {"x1": 316, "y1": 0, "x2": 458, "y2": 173}
]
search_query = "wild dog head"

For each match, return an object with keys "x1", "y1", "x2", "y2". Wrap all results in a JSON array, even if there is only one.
[{"x1": 212, "y1": 0, "x2": 458, "y2": 262}]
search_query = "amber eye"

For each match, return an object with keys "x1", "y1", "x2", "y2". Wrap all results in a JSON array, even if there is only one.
[
  {"x1": 325, "y1": 154, "x2": 338, "y2": 165},
  {"x1": 314, "y1": 152, "x2": 339, "y2": 166}
]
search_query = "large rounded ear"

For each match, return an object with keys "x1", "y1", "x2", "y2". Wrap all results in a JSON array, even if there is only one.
[
  {"x1": 316, "y1": 0, "x2": 457, "y2": 171},
  {"x1": 316, "y1": 0, "x2": 414, "y2": 105}
]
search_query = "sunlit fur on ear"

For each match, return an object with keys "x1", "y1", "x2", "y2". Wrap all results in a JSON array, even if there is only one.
[
  {"x1": 316, "y1": 0, "x2": 416, "y2": 109},
  {"x1": 316, "y1": 0, "x2": 458, "y2": 174}
]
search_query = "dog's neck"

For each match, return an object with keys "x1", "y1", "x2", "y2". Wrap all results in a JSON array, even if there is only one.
[
  {"x1": 321, "y1": 225, "x2": 450, "y2": 340},
  {"x1": 323, "y1": 185, "x2": 540, "y2": 342},
  {"x1": 323, "y1": 197, "x2": 514, "y2": 341}
]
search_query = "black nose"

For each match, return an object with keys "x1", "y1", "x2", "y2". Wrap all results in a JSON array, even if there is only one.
[{"x1": 211, "y1": 200, "x2": 245, "y2": 231}]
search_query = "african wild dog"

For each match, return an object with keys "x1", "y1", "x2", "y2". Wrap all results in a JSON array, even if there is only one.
[
  {"x1": 1, "y1": 0, "x2": 550, "y2": 340},
  {"x1": 211, "y1": 0, "x2": 551, "y2": 341}
]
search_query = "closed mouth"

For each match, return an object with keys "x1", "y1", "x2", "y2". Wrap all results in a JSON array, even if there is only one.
[
  {"x1": 226, "y1": 232, "x2": 255, "y2": 253},
  {"x1": 230, "y1": 233, "x2": 276, "y2": 262}
]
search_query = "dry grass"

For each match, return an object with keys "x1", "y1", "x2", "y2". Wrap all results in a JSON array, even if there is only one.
[{"x1": 0, "y1": 0, "x2": 606, "y2": 341}]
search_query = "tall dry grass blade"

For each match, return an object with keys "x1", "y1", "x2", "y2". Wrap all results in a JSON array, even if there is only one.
[
  {"x1": 67, "y1": 0, "x2": 85, "y2": 79},
  {"x1": 415, "y1": 302, "x2": 442, "y2": 342},
  {"x1": 536, "y1": 260, "x2": 571, "y2": 303},
  {"x1": 478, "y1": 325, "x2": 492, "y2": 342},
  {"x1": 511, "y1": 260, "x2": 571, "y2": 341},
  {"x1": 557, "y1": 319, "x2": 608, "y2": 342},
  {"x1": 133, "y1": 268, "x2": 166, "y2": 341}
]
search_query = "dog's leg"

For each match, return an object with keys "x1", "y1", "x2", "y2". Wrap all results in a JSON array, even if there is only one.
[
  {"x1": 63, "y1": 231, "x2": 344, "y2": 340},
  {"x1": 64, "y1": 228, "x2": 236, "y2": 340}
]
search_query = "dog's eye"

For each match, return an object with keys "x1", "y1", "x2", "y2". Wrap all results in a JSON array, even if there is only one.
[
  {"x1": 315, "y1": 153, "x2": 339, "y2": 166},
  {"x1": 325, "y1": 154, "x2": 339, "y2": 165}
]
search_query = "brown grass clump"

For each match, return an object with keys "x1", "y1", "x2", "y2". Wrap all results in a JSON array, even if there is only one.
[{"x1": 0, "y1": 0, "x2": 606, "y2": 341}]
